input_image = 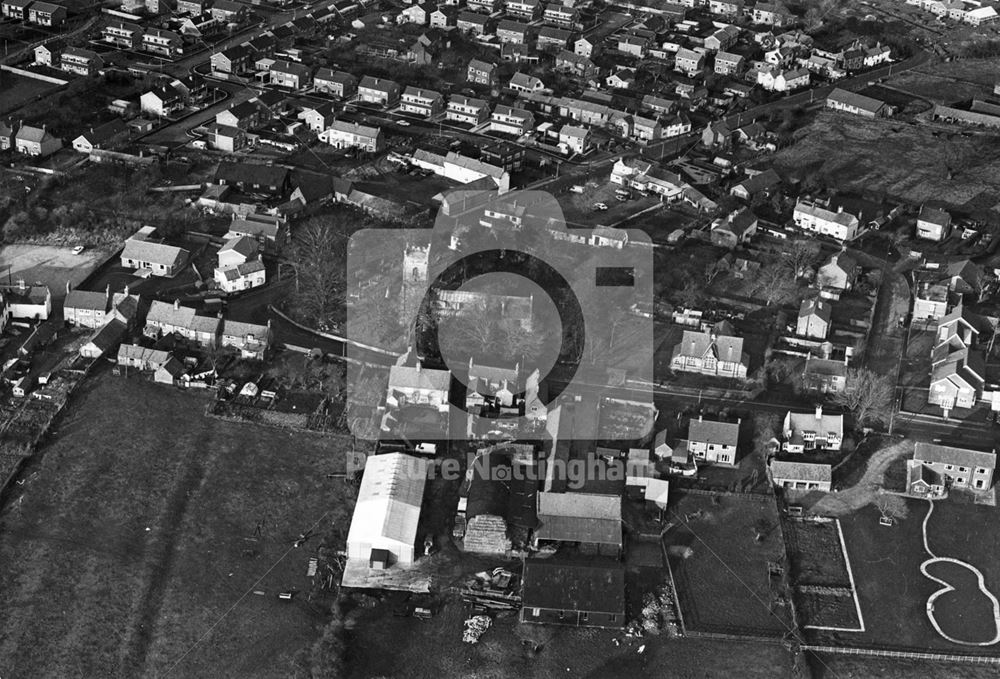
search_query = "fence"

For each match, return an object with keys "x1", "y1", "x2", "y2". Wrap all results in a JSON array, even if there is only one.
[{"x1": 802, "y1": 645, "x2": 1000, "y2": 664}]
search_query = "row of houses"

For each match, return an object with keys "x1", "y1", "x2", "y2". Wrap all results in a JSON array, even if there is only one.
[{"x1": 1, "y1": 0, "x2": 64, "y2": 25}]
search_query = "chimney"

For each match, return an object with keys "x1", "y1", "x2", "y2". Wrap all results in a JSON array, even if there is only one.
[
  {"x1": 124, "y1": 285, "x2": 130, "y2": 296},
  {"x1": 105, "y1": 284, "x2": 110, "y2": 301},
  {"x1": 174, "y1": 299, "x2": 180, "y2": 310},
  {"x1": 65, "y1": 281, "x2": 71, "y2": 294},
  {"x1": 815, "y1": 405, "x2": 823, "y2": 420},
  {"x1": 698, "y1": 414, "x2": 703, "y2": 422}
]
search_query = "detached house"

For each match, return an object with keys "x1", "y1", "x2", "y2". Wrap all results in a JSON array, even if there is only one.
[
  {"x1": 917, "y1": 204, "x2": 952, "y2": 242},
  {"x1": 447, "y1": 94, "x2": 490, "y2": 125},
  {"x1": 687, "y1": 416, "x2": 739, "y2": 466},
  {"x1": 797, "y1": 298, "x2": 831, "y2": 339},
  {"x1": 770, "y1": 460, "x2": 832, "y2": 493},
  {"x1": 60, "y1": 47, "x2": 103, "y2": 76},
  {"x1": 782, "y1": 406, "x2": 843, "y2": 453},
  {"x1": 314, "y1": 69, "x2": 356, "y2": 98},
  {"x1": 358, "y1": 76, "x2": 401, "y2": 107},
  {"x1": 671, "y1": 327, "x2": 749, "y2": 379},
  {"x1": 14, "y1": 125, "x2": 62, "y2": 157},
  {"x1": 816, "y1": 250, "x2": 858, "y2": 297},
  {"x1": 467, "y1": 58, "x2": 497, "y2": 86},
  {"x1": 121, "y1": 227, "x2": 189, "y2": 277},
  {"x1": 910, "y1": 442, "x2": 995, "y2": 493},
  {"x1": 710, "y1": 207, "x2": 758, "y2": 248},
  {"x1": 401, "y1": 87, "x2": 444, "y2": 117}
]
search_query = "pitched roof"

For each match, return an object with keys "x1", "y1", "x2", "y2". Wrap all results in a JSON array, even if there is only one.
[
  {"x1": 389, "y1": 364, "x2": 451, "y2": 392},
  {"x1": 346, "y1": 452, "x2": 428, "y2": 549},
  {"x1": 65, "y1": 289, "x2": 108, "y2": 312},
  {"x1": 799, "y1": 297, "x2": 831, "y2": 323},
  {"x1": 84, "y1": 318, "x2": 127, "y2": 353},
  {"x1": 521, "y1": 559, "x2": 626, "y2": 615},
  {"x1": 147, "y1": 300, "x2": 196, "y2": 328},
  {"x1": 770, "y1": 460, "x2": 832, "y2": 483},
  {"x1": 215, "y1": 161, "x2": 289, "y2": 188},
  {"x1": 914, "y1": 442, "x2": 996, "y2": 470},
  {"x1": 222, "y1": 318, "x2": 266, "y2": 338},
  {"x1": 121, "y1": 238, "x2": 187, "y2": 268},
  {"x1": 688, "y1": 417, "x2": 739, "y2": 446},
  {"x1": 827, "y1": 87, "x2": 887, "y2": 114}
]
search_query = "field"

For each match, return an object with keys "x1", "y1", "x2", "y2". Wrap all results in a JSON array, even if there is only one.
[
  {"x1": 886, "y1": 58, "x2": 1000, "y2": 104},
  {"x1": 347, "y1": 592, "x2": 797, "y2": 678},
  {"x1": 0, "y1": 370, "x2": 356, "y2": 678},
  {"x1": 665, "y1": 492, "x2": 793, "y2": 637},
  {"x1": 0, "y1": 70, "x2": 63, "y2": 115},
  {"x1": 819, "y1": 499, "x2": 1000, "y2": 654},
  {"x1": 783, "y1": 519, "x2": 863, "y2": 631},
  {"x1": 773, "y1": 111, "x2": 1000, "y2": 209}
]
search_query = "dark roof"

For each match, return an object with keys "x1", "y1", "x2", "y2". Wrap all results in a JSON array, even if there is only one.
[
  {"x1": 215, "y1": 161, "x2": 289, "y2": 188},
  {"x1": 914, "y1": 443, "x2": 996, "y2": 470},
  {"x1": 521, "y1": 559, "x2": 626, "y2": 615}
]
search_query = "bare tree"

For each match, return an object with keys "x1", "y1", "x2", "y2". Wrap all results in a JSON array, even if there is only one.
[
  {"x1": 749, "y1": 260, "x2": 800, "y2": 306},
  {"x1": 288, "y1": 219, "x2": 348, "y2": 327},
  {"x1": 874, "y1": 493, "x2": 909, "y2": 521},
  {"x1": 833, "y1": 367, "x2": 895, "y2": 428}
]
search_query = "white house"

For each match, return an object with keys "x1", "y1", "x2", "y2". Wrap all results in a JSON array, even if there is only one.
[{"x1": 793, "y1": 200, "x2": 860, "y2": 242}]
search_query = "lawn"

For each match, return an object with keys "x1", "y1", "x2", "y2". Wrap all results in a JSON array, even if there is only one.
[
  {"x1": 665, "y1": 492, "x2": 793, "y2": 637},
  {"x1": 819, "y1": 499, "x2": 1000, "y2": 655},
  {"x1": 783, "y1": 518, "x2": 862, "y2": 631},
  {"x1": 0, "y1": 369, "x2": 356, "y2": 678},
  {"x1": 773, "y1": 111, "x2": 1000, "y2": 209},
  {"x1": 886, "y1": 58, "x2": 1000, "y2": 104}
]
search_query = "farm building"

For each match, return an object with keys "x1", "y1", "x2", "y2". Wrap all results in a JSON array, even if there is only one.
[
  {"x1": 346, "y1": 453, "x2": 429, "y2": 567},
  {"x1": 520, "y1": 559, "x2": 625, "y2": 628},
  {"x1": 534, "y1": 492, "x2": 622, "y2": 555}
]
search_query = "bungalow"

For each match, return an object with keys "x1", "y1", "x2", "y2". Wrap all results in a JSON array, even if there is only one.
[
  {"x1": 121, "y1": 230, "x2": 189, "y2": 277},
  {"x1": 770, "y1": 460, "x2": 832, "y2": 493},
  {"x1": 520, "y1": 559, "x2": 625, "y2": 629},
  {"x1": 467, "y1": 58, "x2": 497, "y2": 86},
  {"x1": 400, "y1": 87, "x2": 444, "y2": 117},
  {"x1": 826, "y1": 88, "x2": 891, "y2": 118},
  {"x1": 911, "y1": 442, "x2": 995, "y2": 492},
  {"x1": 319, "y1": 120, "x2": 384, "y2": 152},
  {"x1": 670, "y1": 327, "x2": 749, "y2": 379},
  {"x1": 782, "y1": 406, "x2": 843, "y2": 453},
  {"x1": 510, "y1": 72, "x2": 545, "y2": 94},
  {"x1": 793, "y1": 200, "x2": 859, "y2": 242},
  {"x1": 27, "y1": 1, "x2": 65, "y2": 26},
  {"x1": 269, "y1": 60, "x2": 312, "y2": 89},
  {"x1": 103, "y1": 21, "x2": 143, "y2": 48},
  {"x1": 141, "y1": 85, "x2": 185, "y2": 118},
  {"x1": 59, "y1": 47, "x2": 103, "y2": 77},
  {"x1": 490, "y1": 105, "x2": 534, "y2": 136},
  {"x1": 730, "y1": 168, "x2": 781, "y2": 200},
  {"x1": 710, "y1": 207, "x2": 758, "y2": 247},
  {"x1": 446, "y1": 94, "x2": 490, "y2": 125},
  {"x1": 314, "y1": 69, "x2": 356, "y2": 98},
  {"x1": 797, "y1": 298, "x2": 831, "y2": 339},
  {"x1": 687, "y1": 415, "x2": 739, "y2": 466},
  {"x1": 916, "y1": 205, "x2": 952, "y2": 242},
  {"x1": 72, "y1": 119, "x2": 127, "y2": 154},
  {"x1": 14, "y1": 125, "x2": 62, "y2": 157},
  {"x1": 357, "y1": 76, "x2": 401, "y2": 107},
  {"x1": 215, "y1": 161, "x2": 290, "y2": 195}
]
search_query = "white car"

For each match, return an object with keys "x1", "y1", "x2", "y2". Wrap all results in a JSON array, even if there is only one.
[
  {"x1": 593, "y1": 202, "x2": 609, "y2": 211},
  {"x1": 71, "y1": 245, "x2": 85, "y2": 255},
  {"x1": 397, "y1": 120, "x2": 411, "y2": 127}
]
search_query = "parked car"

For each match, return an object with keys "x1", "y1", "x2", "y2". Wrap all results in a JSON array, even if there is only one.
[
  {"x1": 71, "y1": 245, "x2": 85, "y2": 255},
  {"x1": 593, "y1": 202, "x2": 608, "y2": 211},
  {"x1": 397, "y1": 120, "x2": 411, "y2": 127}
]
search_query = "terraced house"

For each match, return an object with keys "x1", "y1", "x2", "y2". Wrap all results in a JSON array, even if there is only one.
[
  {"x1": 320, "y1": 120, "x2": 384, "y2": 152},
  {"x1": 793, "y1": 200, "x2": 859, "y2": 242},
  {"x1": 358, "y1": 76, "x2": 401, "y2": 107},
  {"x1": 400, "y1": 87, "x2": 444, "y2": 117}
]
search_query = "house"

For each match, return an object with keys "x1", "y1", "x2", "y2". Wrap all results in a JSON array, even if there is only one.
[
  {"x1": 314, "y1": 69, "x2": 356, "y2": 98},
  {"x1": 103, "y1": 21, "x2": 143, "y2": 48},
  {"x1": 797, "y1": 298, "x2": 831, "y2": 339},
  {"x1": 770, "y1": 460, "x2": 832, "y2": 492},
  {"x1": 793, "y1": 200, "x2": 859, "y2": 242},
  {"x1": 534, "y1": 492, "x2": 622, "y2": 555},
  {"x1": 215, "y1": 162, "x2": 290, "y2": 195},
  {"x1": 705, "y1": 25, "x2": 740, "y2": 52},
  {"x1": 64, "y1": 287, "x2": 114, "y2": 328},
  {"x1": 446, "y1": 94, "x2": 490, "y2": 125},
  {"x1": 826, "y1": 88, "x2": 891, "y2": 118},
  {"x1": 224, "y1": 213, "x2": 287, "y2": 248},
  {"x1": 27, "y1": 1, "x2": 65, "y2": 26},
  {"x1": 816, "y1": 250, "x2": 858, "y2": 295},
  {"x1": 480, "y1": 141, "x2": 523, "y2": 175},
  {"x1": 605, "y1": 69, "x2": 635, "y2": 90},
  {"x1": 467, "y1": 59, "x2": 497, "y2": 86},
  {"x1": 3, "y1": 283, "x2": 50, "y2": 321},
  {"x1": 674, "y1": 48, "x2": 704, "y2": 75},
  {"x1": 215, "y1": 257, "x2": 265, "y2": 293},
  {"x1": 801, "y1": 355, "x2": 848, "y2": 394},
  {"x1": 217, "y1": 235, "x2": 258, "y2": 268},
  {"x1": 467, "y1": 0, "x2": 500, "y2": 11},
  {"x1": 401, "y1": 87, "x2": 444, "y2": 117},
  {"x1": 211, "y1": 45, "x2": 251, "y2": 74},
  {"x1": 121, "y1": 229, "x2": 189, "y2": 277},
  {"x1": 221, "y1": 319, "x2": 270, "y2": 358},
  {"x1": 387, "y1": 358, "x2": 451, "y2": 413},
  {"x1": 490, "y1": 105, "x2": 534, "y2": 136},
  {"x1": 555, "y1": 50, "x2": 599, "y2": 79},
  {"x1": 79, "y1": 318, "x2": 127, "y2": 359},
  {"x1": 510, "y1": 72, "x2": 545, "y2": 95},
  {"x1": 1, "y1": 0, "x2": 32, "y2": 20},
  {"x1": 145, "y1": 300, "x2": 196, "y2": 339},
  {"x1": 782, "y1": 406, "x2": 843, "y2": 453},
  {"x1": 206, "y1": 123, "x2": 246, "y2": 153},
  {"x1": 14, "y1": 125, "x2": 62, "y2": 157},
  {"x1": 730, "y1": 168, "x2": 781, "y2": 200},
  {"x1": 346, "y1": 453, "x2": 428, "y2": 567},
  {"x1": 687, "y1": 416, "x2": 739, "y2": 466},
  {"x1": 269, "y1": 60, "x2": 312, "y2": 89},
  {"x1": 117, "y1": 344, "x2": 173, "y2": 371},
  {"x1": 907, "y1": 460, "x2": 945, "y2": 498},
  {"x1": 456, "y1": 11, "x2": 490, "y2": 35},
  {"x1": 710, "y1": 207, "x2": 758, "y2": 247},
  {"x1": 399, "y1": 1, "x2": 432, "y2": 24},
  {"x1": 215, "y1": 100, "x2": 264, "y2": 130},
  {"x1": 714, "y1": 51, "x2": 744, "y2": 75},
  {"x1": 319, "y1": 120, "x2": 384, "y2": 152},
  {"x1": 211, "y1": 0, "x2": 246, "y2": 21},
  {"x1": 670, "y1": 327, "x2": 749, "y2": 379},
  {"x1": 505, "y1": 0, "x2": 540, "y2": 19},
  {"x1": 72, "y1": 119, "x2": 127, "y2": 154},
  {"x1": 558, "y1": 125, "x2": 589, "y2": 154},
  {"x1": 176, "y1": 0, "x2": 207, "y2": 14},
  {"x1": 496, "y1": 19, "x2": 530, "y2": 44},
  {"x1": 34, "y1": 40, "x2": 63, "y2": 68},
  {"x1": 930, "y1": 347, "x2": 984, "y2": 415},
  {"x1": 300, "y1": 102, "x2": 336, "y2": 133},
  {"x1": 429, "y1": 6, "x2": 456, "y2": 27},
  {"x1": 911, "y1": 442, "x2": 995, "y2": 492},
  {"x1": 618, "y1": 34, "x2": 648, "y2": 57},
  {"x1": 140, "y1": 86, "x2": 184, "y2": 118},
  {"x1": 917, "y1": 205, "x2": 952, "y2": 242},
  {"x1": 709, "y1": 0, "x2": 743, "y2": 16},
  {"x1": 57, "y1": 46, "x2": 102, "y2": 77},
  {"x1": 752, "y1": 1, "x2": 792, "y2": 26},
  {"x1": 760, "y1": 67, "x2": 809, "y2": 92},
  {"x1": 520, "y1": 559, "x2": 625, "y2": 628},
  {"x1": 142, "y1": 28, "x2": 182, "y2": 57},
  {"x1": 358, "y1": 76, "x2": 401, "y2": 107}
]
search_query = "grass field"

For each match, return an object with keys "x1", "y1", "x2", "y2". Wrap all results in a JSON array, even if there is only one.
[
  {"x1": 887, "y1": 58, "x2": 1000, "y2": 104},
  {"x1": 666, "y1": 492, "x2": 793, "y2": 637},
  {"x1": 773, "y1": 111, "x2": 1000, "y2": 209},
  {"x1": 0, "y1": 370, "x2": 356, "y2": 678}
]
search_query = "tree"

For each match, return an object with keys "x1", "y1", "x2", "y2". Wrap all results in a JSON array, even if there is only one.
[
  {"x1": 748, "y1": 259, "x2": 799, "y2": 306},
  {"x1": 833, "y1": 367, "x2": 894, "y2": 429},
  {"x1": 873, "y1": 493, "x2": 908, "y2": 522},
  {"x1": 784, "y1": 240, "x2": 822, "y2": 279},
  {"x1": 288, "y1": 219, "x2": 348, "y2": 327},
  {"x1": 676, "y1": 279, "x2": 705, "y2": 308}
]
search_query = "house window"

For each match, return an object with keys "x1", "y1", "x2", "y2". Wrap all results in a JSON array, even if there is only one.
[
  {"x1": 958, "y1": 466, "x2": 967, "y2": 473},
  {"x1": 531, "y1": 608, "x2": 540, "y2": 617},
  {"x1": 945, "y1": 465, "x2": 954, "y2": 472}
]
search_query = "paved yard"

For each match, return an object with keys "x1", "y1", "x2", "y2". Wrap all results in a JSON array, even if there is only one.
[{"x1": 0, "y1": 244, "x2": 111, "y2": 302}]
